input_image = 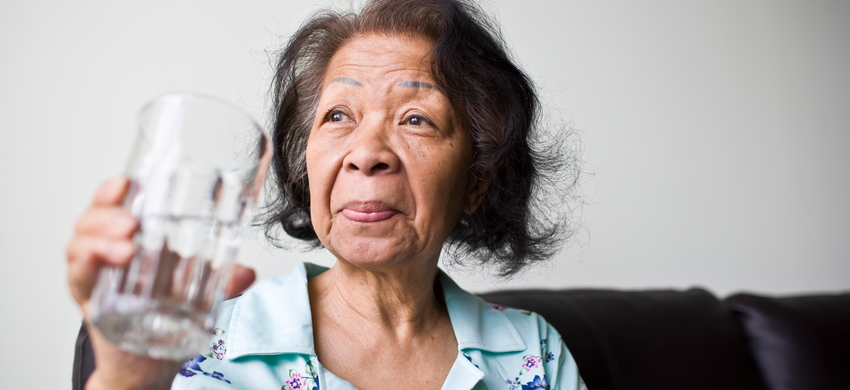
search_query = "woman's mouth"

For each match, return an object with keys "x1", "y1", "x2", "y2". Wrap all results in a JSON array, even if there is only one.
[{"x1": 341, "y1": 202, "x2": 398, "y2": 222}]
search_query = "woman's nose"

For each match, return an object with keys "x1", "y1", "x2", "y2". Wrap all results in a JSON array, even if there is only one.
[{"x1": 342, "y1": 124, "x2": 400, "y2": 176}]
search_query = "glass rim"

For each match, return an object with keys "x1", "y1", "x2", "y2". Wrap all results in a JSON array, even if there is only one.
[
  {"x1": 130, "y1": 91, "x2": 274, "y2": 199},
  {"x1": 137, "y1": 91, "x2": 270, "y2": 141}
]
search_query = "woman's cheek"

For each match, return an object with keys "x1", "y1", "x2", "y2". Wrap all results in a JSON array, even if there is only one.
[{"x1": 305, "y1": 138, "x2": 332, "y2": 230}]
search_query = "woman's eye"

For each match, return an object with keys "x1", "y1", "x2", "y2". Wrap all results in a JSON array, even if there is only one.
[
  {"x1": 329, "y1": 111, "x2": 351, "y2": 123},
  {"x1": 405, "y1": 115, "x2": 427, "y2": 126}
]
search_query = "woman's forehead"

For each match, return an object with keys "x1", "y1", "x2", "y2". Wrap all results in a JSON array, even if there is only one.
[{"x1": 322, "y1": 34, "x2": 436, "y2": 87}]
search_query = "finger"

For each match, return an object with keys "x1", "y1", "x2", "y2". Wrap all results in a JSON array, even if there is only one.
[
  {"x1": 225, "y1": 265, "x2": 256, "y2": 299},
  {"x1": 67, "y1": 235, "x2": 136, "y2": 268},
  {"x1": 67, "y1": 236, "x2": 135, "y2": 307},
  {"x1": 75, "y1": 207, "x2": 138, "y2": 238},
  {"x1": 66, "y1": 236, "x2": 135, "y2": 300},
  {"x1": 91, "y1": 176, "x2": 130, "y2": 208}
]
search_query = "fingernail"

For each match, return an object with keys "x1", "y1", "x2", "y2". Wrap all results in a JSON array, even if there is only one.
[
  {"x1": 104, "y1": 176, "x2": 129, "y2": 198},
  {"x1": 105, "y1": 176, "x2": 124, "y2": 191}
]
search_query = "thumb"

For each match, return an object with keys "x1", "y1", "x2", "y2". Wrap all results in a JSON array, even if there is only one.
[{"x1": 225, "y1": 265, "x2": 256, "y2": 299}]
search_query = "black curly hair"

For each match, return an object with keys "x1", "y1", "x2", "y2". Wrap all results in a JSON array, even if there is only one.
[{"x1": 262, "y1": 0, "x2": 581, "y2": 276}]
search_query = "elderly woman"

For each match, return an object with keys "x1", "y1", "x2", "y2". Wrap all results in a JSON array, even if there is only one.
[{"x1": 67, "y1": 0, "x2": 586, "y2": 389}]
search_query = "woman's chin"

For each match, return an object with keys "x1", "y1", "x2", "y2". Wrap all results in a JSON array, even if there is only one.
[{"x1": 325, "y1": 235, "x2": 431, "y2": 272}]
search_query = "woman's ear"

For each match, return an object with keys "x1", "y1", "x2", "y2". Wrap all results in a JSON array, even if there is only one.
[{"x1": 463, "y1": 177, "x2": 488, "y2": 214}]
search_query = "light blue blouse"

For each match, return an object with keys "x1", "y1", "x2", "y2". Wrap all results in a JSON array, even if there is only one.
[{"x1": 172, "y1": 263, "x2": 587, "y2": 390}]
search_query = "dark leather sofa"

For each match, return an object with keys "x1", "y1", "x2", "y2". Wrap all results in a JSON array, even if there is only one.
[{"x1": 74, "y1": 289, "x2": 850, "y2": 390}]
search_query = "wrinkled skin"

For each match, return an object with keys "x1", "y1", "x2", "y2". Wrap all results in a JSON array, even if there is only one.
[{"x1": 306, "y1": 33, "x2": 486, "y2": 274}]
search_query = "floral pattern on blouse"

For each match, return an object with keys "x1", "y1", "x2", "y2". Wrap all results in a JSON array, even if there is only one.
[
  {"x1": 540, "y1": 339, "x2": 555, "y2": 363},
  {"x1": 515, "y1": 338, "x2": 554, "y2": 377},
  {"x1": 281, "y1": 360, "x2": 320, "y2": 390},
  {"x1": 487, "y1": 302, "x2": 532, "y2": 315},
  {"x1": 506, "y1": 374, "x2": 549, "y2": 390},
  {"x1": 204, "y1": 328, "x2": 228, "y2": 360},
  {"x1": 521, "y1": 355, "x2": 542, "y2": 373},
  {"x1": 178, "y1": 328, "x2": 232, "y2": 384},
  {"x1": 502, "y1": 337, "x2": 572, "y2": 389},
  {"x1": 523, "y1": 375, "x2": 550, "y2": 390}
]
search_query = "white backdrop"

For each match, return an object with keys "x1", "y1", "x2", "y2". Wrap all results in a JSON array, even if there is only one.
[{"x1": 1, "y1": 0, "x2": 848, "y2": 388}]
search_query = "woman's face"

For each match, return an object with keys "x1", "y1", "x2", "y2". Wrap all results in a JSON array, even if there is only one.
[{"x1": 306, "y1": 33, "x2": 485, "y2": 270}]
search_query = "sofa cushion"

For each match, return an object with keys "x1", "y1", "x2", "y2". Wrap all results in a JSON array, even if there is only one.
[
  {"x1": 480, "y1": 288, "x2": 766, "y2": 390},
  {"x1": 726, "y1": 293, "x2": 850, "y2": 390}
]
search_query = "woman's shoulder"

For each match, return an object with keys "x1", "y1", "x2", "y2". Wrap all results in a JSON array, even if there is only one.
[
  {"x1": 486, "y1": 302, "x2": 561, "y2": 340},
  {"x1": 474, "y1": 303, "x2": 586, "y2": 389}
]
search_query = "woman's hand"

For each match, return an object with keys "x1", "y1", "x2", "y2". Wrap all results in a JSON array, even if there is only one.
[
  {"x1": 67, "y1": 177, "x2": 137, "y2": 316},
  {"x1": 67, "y1": 177, "x2": 257, "y2": 389}
]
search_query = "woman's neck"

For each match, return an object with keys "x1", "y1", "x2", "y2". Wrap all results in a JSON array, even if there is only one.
[
  {"x1": 306, "y1": 259, "x2": 458, "y2": 390},
  {"x1": 308, "y1": 259, "x2": 446, "y2": 334}
]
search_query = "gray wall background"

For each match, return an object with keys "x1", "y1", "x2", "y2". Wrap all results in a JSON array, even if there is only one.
[{"x1": 1, "y1": 0, "x2": 848, "y2": 388}]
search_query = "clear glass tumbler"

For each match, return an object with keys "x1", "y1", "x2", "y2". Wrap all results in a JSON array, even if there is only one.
[{"x1": 88, "y1": 92, "x2": 272, "y2": 360}]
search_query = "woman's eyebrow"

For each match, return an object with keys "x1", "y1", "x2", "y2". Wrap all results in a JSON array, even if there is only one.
[
  {"x1": 396, "y1": 80, "x2": 435, "y2": 89},
  {"x1": 330, "y1": 76, "x2": 361, "y2": 86}
]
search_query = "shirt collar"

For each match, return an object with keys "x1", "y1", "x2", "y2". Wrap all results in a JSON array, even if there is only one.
[
  {"x1": 227, "y1": 262, "x2": 525, "y2": 359},
  {"x1": 227, "y1": 262, "x2": 325, "y2": 359},
  {"x1": 439, "y1": 271, "x2": 526, "y2": 353}
]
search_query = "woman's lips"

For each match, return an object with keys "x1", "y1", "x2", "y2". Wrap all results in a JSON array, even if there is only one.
[{"x1": 341, "y1": 202, "x2": 398, "y2": 222}]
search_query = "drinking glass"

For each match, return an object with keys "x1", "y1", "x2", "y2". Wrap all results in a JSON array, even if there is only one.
[{"x1": 88, "y1": 92, "x2": 272, "y2": 360}]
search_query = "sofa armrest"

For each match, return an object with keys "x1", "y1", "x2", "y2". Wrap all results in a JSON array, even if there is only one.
[{"x1": 726, "y1": 292, "x2": 850, "y2": 390}]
